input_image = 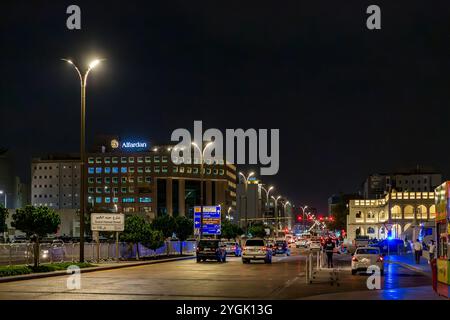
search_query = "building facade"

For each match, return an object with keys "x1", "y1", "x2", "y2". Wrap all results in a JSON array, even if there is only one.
[
  {"x1": 362, "y1": 168, "x2": 442, "y2": 199},
  {"x1": 347, "y1": 191, "x2": 437, "y2": 241}
]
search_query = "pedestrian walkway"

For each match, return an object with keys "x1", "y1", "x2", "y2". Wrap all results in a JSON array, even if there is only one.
[
  {"x1": 301, "y1": 285, "x2": 445, "y2": 300},
  {"x1": 387, "y1": 253, "x2": 431, "y2": 276}
]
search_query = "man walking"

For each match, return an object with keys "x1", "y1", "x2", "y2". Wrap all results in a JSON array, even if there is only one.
[
  {"x1": 428, "y1": 240, "x2": 436, "y2": 264},
  {"x1": 324, "y1": 238, "x2": 335, "y2": 268},
  {"x1": 413, "y1": 239, "x2": 423, "y2": 264}
]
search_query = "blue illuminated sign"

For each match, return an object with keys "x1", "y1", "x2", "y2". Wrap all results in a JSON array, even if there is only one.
[
  {"x1": 194, "y1": 205, "x2": 221, "y2": 235},
  {"x1": 122, "y1": 141, "x2": 148, "y2": 149}
]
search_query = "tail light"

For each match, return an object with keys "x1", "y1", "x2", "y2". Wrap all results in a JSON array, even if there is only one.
[
  {"x1": 377, "y1": 256, "x2": 384, "y2": 262},
  {"x1": 262, "y1": 246, "x2": 267, "y2": 251},
  {"x1": 196, "y1": 247, "x2": 200, "y2": 252},
  {"x1": 352, "y1": 256, "x2": 358, "y2": 262},
  {"x1": 231, "y1": 246, "x2": 236, "y2": 250}
]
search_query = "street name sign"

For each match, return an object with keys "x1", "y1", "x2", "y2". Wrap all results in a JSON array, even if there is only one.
[{"x1": 91, "y1": 213, "x2": 125, "y2": 231}]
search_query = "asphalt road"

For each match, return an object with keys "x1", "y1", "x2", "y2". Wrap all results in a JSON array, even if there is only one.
[{"x1": 0, "y1": 249, "x2": 431, "y2": 300}]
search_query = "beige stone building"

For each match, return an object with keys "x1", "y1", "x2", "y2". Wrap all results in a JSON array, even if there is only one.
[{"x1": 347, "y1": 191, "x2": 437, "y2": 240}]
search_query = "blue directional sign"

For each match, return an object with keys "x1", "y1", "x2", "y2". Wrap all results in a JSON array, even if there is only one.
[{"x1": 194, "y1": 205, "x2": 221, "y2": 235}]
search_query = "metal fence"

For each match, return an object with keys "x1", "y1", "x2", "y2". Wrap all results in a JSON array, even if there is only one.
[{"x1": 0, "y1": 241, "x2": 196, "y2": 266}]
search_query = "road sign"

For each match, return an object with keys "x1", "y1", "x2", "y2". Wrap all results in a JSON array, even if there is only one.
[
  {"x1": 91, "y1": 213, "x2": 125, "y2": 231},
  {"x1": 194, "y1": 205, "x2": 221, "y2": 235}
]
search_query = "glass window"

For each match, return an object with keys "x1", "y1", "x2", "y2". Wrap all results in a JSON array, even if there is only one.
[
  {"x1": 104, "y1": 167, "x2": 111, "y2": 174},
  {"x1": 128, "y1": 157, "x2": 135, "y2": 163},
  {"x1": 145, "y1": 167, "x2": 151, "y2": 173},
  {"x1": 88, "y1": 167, "x2": 95, "y2": 174},
  {"x1": 154, "y1": 156, "x2": 160, "y2": 163},
  {"x1": 121, "y1": 157, "x2": 127, "y2": 163},
  {"x1": 113, "y1": 187, "x2": 119, "y2": 194},
  {"x1": 137, "y1": 157, "x2": 143, "y2": 163},
  {"x1": 219, "y1": 169, "x2": 224, "y2": 175},
  {"x1": 122, "y1": 177, "x2": 127, "y2": 183},
  {"x1": 105, "y1": 177, "x2": 111, "y2": 184},
  {"x1": 104, "y1": 187, "x2": 110, "y2": 193},
  {"x1": 128, "y1": 186, "x2": 135, "y2": 193},
  {"x1": 96, "y1": 177, "x2": 102, "y2": 183},
  {"x1": 112, "y1": 167, "x2": 119, "y2": 174},
  {"x1": 121, "y1": 167, "x2": 127, "y2": 173},
  {"x1": 193, "y1": 167, "x2": 199, "y2": 174},
  {"x1": 96, "y1": 187, "x2": 102, "y2": 193},
  {"x1": 187, "y1": 167, "x2": 192, "y2": 174},
  {"x1": 121, "y1": 187, "x2": 127, "y2": 193},
  {"x1": 145, "y1": 177, "x2": 152, "y2": 183},
  {"x1": 96, "y1": 157, "x2": 102, "y2": 164},
  {"x1": 88, "y1": 157, "x2": 94, "y2": 164},
  {"x1": 105, "y1": 197, "x2": 111, "y2": 204},
  {"x1": 104, "y1": 157, "x2": 111, "y2": 164},
  {"x1": 139, "y1": 197, "x2": 152, "y2": 203},
  {"x1": 173, "y1": 167, "x2": 178, "y2": 173},
  {"x1": 137, "y1": 167, "x2": 143, "y2": 173},
  {"x1": 213, "y1": 169, "x2": 218, "y2": 175},
  {"x1": 154, "y1": 166, "x2": 160, "y2": 173},
  {"x1": 123, "y1": 197, "x2": 135, "y2": 203},
  {"x1": 112, "y1": 157, "x2": 118, "y2": 163},
  {"x1": 88, "y1": 177, "x2": 94, "y2": 184},
  {"x1": 162, "y1": 156, "x2": 168, "y2": 162},
  {"x1": 145, "y1": 156, "x2": 151, "y2": 163},
  {"x1": 95, "y1": 167, "x2": 102, "y2": 174},
  {"x1": 162, "y1": 166, "x2": 168, "y2": 173},
  {"x1": 179, "y1": 167, "x2": 185, "y2": 173},
  {"x1": 206, "y1": 168, "x2": 211, "y2": 174},
  {"x1": 96, "y1": 197, "x2": 102, "y2": 204},
  {"x1": 129, "y1": 177, "x2": 135, "y2": 183},
  {"x1": 88, "y1": 187, "x2": 94, "y2": 193},
  {"x1": 113, "y1": 197, "x2": 119, "y2": 203},
  {"x1": 129, "y1": 167, "x2": 135, "y2": 173},
  {"x1": 137, "y1": 176, "x2": 143, "y2": 183},
  {"x1": 112, "y1": 177, "x2": 119, "y2": 184}
]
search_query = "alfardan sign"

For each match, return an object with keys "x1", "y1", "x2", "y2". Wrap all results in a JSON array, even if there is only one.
[{"x1": 111, "y1": 139, "x2": 148, "y2": 150}]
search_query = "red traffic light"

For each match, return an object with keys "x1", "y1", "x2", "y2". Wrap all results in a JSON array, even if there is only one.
[
  {"x1": 319, "y1": 217, "x2": 324, "y2": 221},
  {"x1": 297, "y1": 216, "x2": 303, "y2": 221}
]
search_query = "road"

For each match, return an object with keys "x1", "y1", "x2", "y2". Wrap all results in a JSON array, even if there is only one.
[{"x1": 0, "y1": 249, "x2": 432, "y2": 300}]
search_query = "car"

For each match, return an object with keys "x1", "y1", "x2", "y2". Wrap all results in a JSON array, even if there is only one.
[
  {"x1": 308, "y1": 241, "x2": 322, "y2": 250},
  {"x1": 373, "y1": 239, "x2": 404, "y2": 254},
  {"x1": 196, "y1": 239, "x2": 227, "y2": 263},
  {"x1": 296, "y1": 239, "x2": 308, "y2": 248},
  {"x1": 273, "y1": 240, "x2": 291, "y2": 256},
  {"x1": 223, "y1": 241, "x2": 242, "y2": 256},
  {"x1": 351, "y1": 247, "x2": 384, "y2": 275},
  {"x1": 242, "y1": 238, "x2": 272, "y2": 264}
]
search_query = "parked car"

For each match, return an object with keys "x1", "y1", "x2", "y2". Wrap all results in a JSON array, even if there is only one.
[
  {"x1": 242, "y1": 238, "x2": 272, "y2": 264},
  {"x1": 351, "y1": 247, "x2": 384, "y2": 275},
  {"x1": 196, "y1": 239, "x2": 227, "y2": 263},
  {"x1": 273, "y1": 240, "x2": 291, "y2": 256},
  {"x1": 296, "y1": 239, "x2": 308, "y2": 248},
  {"x1": 223, "y1": 241, "x2": 242, "y2": 257}
]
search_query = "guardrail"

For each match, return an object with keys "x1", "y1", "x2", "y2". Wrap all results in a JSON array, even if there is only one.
[{"x1": 0, "y1": 241, "x2": 197, "y2": 266}]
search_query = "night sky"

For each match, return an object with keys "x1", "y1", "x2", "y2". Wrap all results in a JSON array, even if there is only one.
[{"x1": 2, "y1": 0, "x2": 450, "y2": 214}]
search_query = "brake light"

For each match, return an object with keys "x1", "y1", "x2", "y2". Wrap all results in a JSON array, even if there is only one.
[
  {"x1": 377, "y1": 256, "x2": 384, "y2": 262},
  {"x1": 231, "y1": 246, "x2": 236, "y2": 250},
  {"x1": 352, "y1": 256, "x2": 358, "y2": 262}
]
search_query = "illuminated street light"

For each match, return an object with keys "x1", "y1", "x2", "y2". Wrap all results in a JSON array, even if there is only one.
[
  {"x1": 0, "y1": 190, "x2": 7, "y2": 208},
  {"x1": 62, "y1": 58, "x2": 104, "y2": 263}
]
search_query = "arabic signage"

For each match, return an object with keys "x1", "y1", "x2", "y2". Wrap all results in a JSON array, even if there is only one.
[
  {"x1": 194, "y1": 206, "x2": 221, "y2": 235},
  {"x1": 91, "y1": 213, "x2": 125, "y2": 232}
]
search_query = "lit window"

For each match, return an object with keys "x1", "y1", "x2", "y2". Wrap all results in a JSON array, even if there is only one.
[
  {"x1": 139, "y1": 197, "x2": 152, "y2": 203},
  {"x1": 96, "y1": 157, "x2": 102, "y2": 164},
  {"x1": 88, "y1": 167, "x2": 95, "y2": 174},
  {"x1": 113, "y1": 197, "x2": 119, "y2": 203},
  {"x1": 95, "y1": 167, "x2": 102, "y2": 174},
  {"x1": 112, "y1": 157, "x2": 118, "y2": 164},
  {"x1": 105, "y1": 197, "x2": 111, "y2": 203},
  {"x1": 122, "y1": 177, "x2": 127, "y2": 183},
  {"x1": 137, "y1": 167, "x2": 143, "y2": 173},
  {"x1": 88, "y1": 157, "x2": 94, "y2": 164},
  {"x1": 128, "y1": 157, "x2": 135, "y2": 163},
  {"x1": 104, "y1": 157, "x2": 111, "y2": 164},
  {"x1": 154, "y1": 166, "x2": 160, "y2": 173},
  {"x1": 96, "y1": 197, "x2": 102, "y2": 204},
  {"x1": 137, "y1": 177, "x2": 143, "y2": 183},
  {"x1": 121, "y1": 167, "x2": 127, "y2": 173},
  {"x1": 121, "y1": 187, "x2": 127, "y2": 193},
  {"x1": 122, "y1": 197, "x2": 135, "y2": 203},
  {"x1": 104, "y1": 167, "x2": 111, "y2": 174},
  {"x1": 88, "y1": 177, "x2": 94, "y2": 184},
  {"x1": 162, "y1": 156, "x2": 168, "y2": 163},
  {"x1": 137, "y1": 157, "x2": 143, "y2": 163},
  {"x1": 112, "y1": 177, "x2": 118, "y2": 184},
  {"x1": 129, "y1": 167, "x2": 135, "y2": 173},
  {"x1": 121, "y1": 157, "x2": 127, "y2": 163},
  {"x1": 112, "y1": 167, "x2": 119, "y2": 174},
  {"x1": 173, "y1": 167, "x2": 179, "y2": 173},
  {"x1": 145, "y1": 177, "x2": 152, "y2": 183},
  {"x1": 105, "y1": 177, "x2": 111, "y2": 184},
  {"x1": 162, "y1": 166, "x2": 168, "y2": 173},
  {"x1": 154, "y1": 156, "x2": 160, "y2": 163},
  {"x1": 145, "y1": 157, "x2": 151, "y2": 163},
  {"x1": 145, "y1": 167, "x2": 151, "y2": 173}
]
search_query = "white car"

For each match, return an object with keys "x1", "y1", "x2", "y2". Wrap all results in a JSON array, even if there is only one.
[
  {"x1": 242, "y1": 238, "x2": 272, "y2": 264},
  {"x1": 351, "y1": 247, "x2": 384, "y2": 275},
  {"x1": 295, "y1": 239, "x2": 308, "y2": 248},
  {"x1": 308, "y1": 241, "x2": 321, "y2": 250}
]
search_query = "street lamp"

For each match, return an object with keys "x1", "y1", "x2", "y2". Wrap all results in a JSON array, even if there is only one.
[
  {"x1": 63, "y1": 58, "x2": 104, "y2": 262},
  {"x1": 239, "y1": 171, "x2": 255, "y2": 235},
  {"x1": 191, "y1": 141, "x2": 213, "y2": 239},
  {"x1": 298, "y1": 205, "x2": 309, "y2": 233},
  {"x1": 282, "y1": 201, "x2": 291, "y2": 231},
  {"x1": 271, "y1": 195, "x2": 282, "y2": 233},
  {"x1": 0, "y1": 191, "x2": 6, "y2": 208},
  {"x1": 260, "y1": 185, "x2": 274, "y2": 221}
]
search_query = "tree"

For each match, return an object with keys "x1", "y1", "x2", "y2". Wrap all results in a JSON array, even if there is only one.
[
  {"x1": 12, "y1": 206, "x2": 60, "y2": 267},
  {"x1": 0, "y1": 205, "x2": 8, "y2": 240},
  {"x1": 121, "y1": 215, "x2": 165, "y2": 260},
  {"x1": 174, "y1": 216, "x2": 193, "y2": 255},
  {"x1": 220, "y1": 219, "x2": 243, "y2": 240},
  {"x1": 151, "y1": 215, "x2": 177, "y2": 239},
  {"x1": 247, "y1": 223, "x2": 268, "y2": 238}
]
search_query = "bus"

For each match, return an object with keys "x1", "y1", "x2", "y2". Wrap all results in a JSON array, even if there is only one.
[{"x1": 435, "y1": 181, "x2": 449, "y2": 298}]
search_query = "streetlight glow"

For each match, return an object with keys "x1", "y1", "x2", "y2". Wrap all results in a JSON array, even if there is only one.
[{"x1": 89, "y1": 59, "x2": 101, "y2": 69}]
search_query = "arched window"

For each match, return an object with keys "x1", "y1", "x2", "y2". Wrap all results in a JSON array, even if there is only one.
[
  {"x1": 404, "y1": 205, "x2": 414, "y2": 219},
  {"x1": 391, "y1": 206, "x2": 402, "y2": 219},
  {"x1": 429, "y1": 205, "x2": 436, "y2": 219},
  {"x1": 367, "y1": 227, "x2": 375, "y2": 234},
  {"x1": 379, "y1": 211, "x2": 386, "y2": 222},
  {"x1": 417, "y1": 205, "x2": 427, "y2": 219}
]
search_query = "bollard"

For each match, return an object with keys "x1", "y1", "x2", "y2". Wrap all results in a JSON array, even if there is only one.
[{"x1": 9, "y1": 244, "x2": 12, "y2": 266}]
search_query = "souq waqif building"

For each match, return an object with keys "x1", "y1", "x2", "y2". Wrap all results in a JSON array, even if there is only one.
[{"x1": 86, "y1": 136, "x2": 237, "y2": 220}]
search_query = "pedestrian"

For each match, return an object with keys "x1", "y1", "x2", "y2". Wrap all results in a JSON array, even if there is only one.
[
  {"x1": 413, "y1": 239, "x2": 423, "y2": 264},
  {"x1": 428, "y1": 240, "x2": 436, "y2": 264},
  {"x1": 324, "y1": 238, "x2": 335, "y2": 268}
]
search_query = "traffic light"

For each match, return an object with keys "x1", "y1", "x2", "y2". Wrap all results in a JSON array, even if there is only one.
[{"x1": 297, "y1": 215, "x2": 302, "y2": 221}]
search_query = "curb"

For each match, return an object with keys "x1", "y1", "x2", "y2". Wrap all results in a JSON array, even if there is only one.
[
  {"x1": 0, "y1": 255, "x2": 195, "y2": 283},
  {"x1": 387, "y1": 260, "x2": 431, "y2": 277}
]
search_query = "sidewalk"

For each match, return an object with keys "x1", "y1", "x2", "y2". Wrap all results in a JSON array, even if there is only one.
[
  {"x1": 387, "y1": 253, "x2": 432, "y2": 276},
  {"x1": 0, "y1": 255, "x2": 194, "y2": 283},
  {"x1": 301, "y1": 285, "x2": 446, "y2": 300}
]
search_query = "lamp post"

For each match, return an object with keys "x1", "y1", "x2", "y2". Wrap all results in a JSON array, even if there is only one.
[
  {"x1": 192, "y1": 142, "x2": 213, "y2": 239},
  {"x1": 260, "y1": 185, "x2": 274, "y2": 222},
  {"x1": 298, "y1": 205, "x2": 309, "y2": 234},
  {"x1": 271, "y1": 195, "x2": 282, "y2": 234},
  {"x1": 282, "y1": 201, "x2": 291, "y2": 231},
  {"x1": 63, "y1": 58, "x2": 103, "y2": 262},
  {"x1": 239, "y1": 171, "x2": 255, "y2": 236},
  {"x1": 0, "y1": 191, "x2": 6, "y2": 208}
]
